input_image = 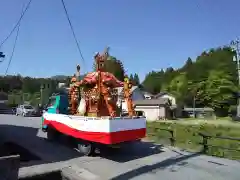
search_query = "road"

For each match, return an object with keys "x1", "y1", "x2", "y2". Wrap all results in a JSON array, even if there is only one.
[{"x1": 0, "y1": 114, "x2": 240, "y2": 180}]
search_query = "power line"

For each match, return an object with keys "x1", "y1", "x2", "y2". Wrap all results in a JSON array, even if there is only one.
[
  {"x1": 0, "y1": 0, "x2": 33, "y2": 49},
  {"x1": 60, "y1": 0, "x2": 85, "y2": 66},
  {"x1": 4, "y1": 20, "x2": 21, "y2": 75}
]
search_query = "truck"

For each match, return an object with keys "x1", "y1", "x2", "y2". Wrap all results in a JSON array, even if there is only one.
[{"x1": 40, "y1": 49, "x2": 146, "y2": 156}]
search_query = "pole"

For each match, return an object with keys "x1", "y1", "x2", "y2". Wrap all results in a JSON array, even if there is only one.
[
  {"x1": 193, "y1": 95, "x2": 196, "y2": 118},
  {"x1": 40, "y1": 85, "x2": 43, "y2": 106},
  {"x1": 231, "y1": 38, "x2": 240, "y2": 117}
]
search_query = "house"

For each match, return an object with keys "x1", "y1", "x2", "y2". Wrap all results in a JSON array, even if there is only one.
[
  {"x1": 154, "y1": 92, "x2": 176, "y2": 106},
  {"x1": 183, "y1": 107, "x2": 215, "y2": 118},
  {"x1": 134, "y1": 98, "x2": 172, "y2": 121},
  {"x1": 115, "y1": 86, "x2": 145, "y2": 112},
  {"x1": 58, "y1": 82, "x2": 66, "y2": 88}
]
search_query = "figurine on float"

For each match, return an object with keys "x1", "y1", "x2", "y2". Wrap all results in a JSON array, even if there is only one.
[
  {"x1": 68, "y1": 65, "x2": 81, "y2": 115},
  {"x1": 68, "y1": 76, "x2": 78, "y2": 114},
  {"x1": 123, "y1": 76, "x2": 136, "y2": 117},
  {"x1": 68, "y1": 47, "x2": 136, "y2": 118}
]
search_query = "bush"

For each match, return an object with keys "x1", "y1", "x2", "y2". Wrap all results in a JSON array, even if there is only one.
[{"x1": 147, "y1": 121, "x2": 240, "y2": 160}]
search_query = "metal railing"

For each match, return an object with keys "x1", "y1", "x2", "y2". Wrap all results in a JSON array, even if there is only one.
[
  {"x1": 148, "y1": 128, "x2": 175, "y2": 146},
  {"x1": 198, "y1": 132, "x2": 240, "y2": 154},
  {"x1": 149, "y1": 128, "x2": 240, "y2": 156}
]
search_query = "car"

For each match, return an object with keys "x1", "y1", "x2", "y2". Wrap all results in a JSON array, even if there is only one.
[{"x1": 16, "y1": 104, "x2": 37, "y2": 117}]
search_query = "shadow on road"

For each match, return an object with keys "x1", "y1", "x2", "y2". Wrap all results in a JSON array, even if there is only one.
[
  {"x1": 0, "y1": 123, "x2": 183, "y2": 171},
  {"x1": 0, "y1": 123, "x2": 166, "y2": 166},
  {"x1": 110, "y1": 152, "x2": 201, "y2": 180},
  {"x1": 0, "y1": 124, "x2": 81, "y2": 168},
  {"x1": 100, "y1": 141, "x2": 164, "y2": 163}
]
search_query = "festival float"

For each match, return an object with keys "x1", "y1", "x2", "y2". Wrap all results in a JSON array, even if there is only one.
[{"x1": 41, "y1": 48, "x2": 146, "y2": 156}]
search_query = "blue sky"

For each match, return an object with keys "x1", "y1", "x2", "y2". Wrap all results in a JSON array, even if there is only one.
[{"x1": 0, "y1": 0, "x2": 240, "y2": 81}]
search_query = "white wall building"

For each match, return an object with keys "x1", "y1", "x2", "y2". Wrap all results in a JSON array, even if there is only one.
[
  {"x1": 115, "y1": 86, "x2": 145, "y2": 112},
  {"x1": 134, "y1": 99, "x2": 171, "y2": 121}
]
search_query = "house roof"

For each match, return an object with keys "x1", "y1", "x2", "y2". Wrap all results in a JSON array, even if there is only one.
[
  {"x1": 154, "y1": 92, "x2": 174, "y2": 98},
  {"x1": 134, "y1": 98, "x2": 170, "y2": 106}
]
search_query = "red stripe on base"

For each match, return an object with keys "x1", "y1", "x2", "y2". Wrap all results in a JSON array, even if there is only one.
[{"x1": 43, "y1": 119, "x2": 146, "y2": 144}]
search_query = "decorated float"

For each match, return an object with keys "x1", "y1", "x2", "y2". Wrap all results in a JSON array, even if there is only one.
[{"x1": 41, "y1": 48, "x2": 146, "y2": 156}]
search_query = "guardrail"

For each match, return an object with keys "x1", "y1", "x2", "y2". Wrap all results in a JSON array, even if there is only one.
[
  {"x1": 148, "y1": 128, "x2": 175, "y2": 146},
  {"x1": 149, "y1": 128, "x2": 240, "y2": 156},
  {"x1": 198, "y1": 132, "x2": 240, "y2": 154}
]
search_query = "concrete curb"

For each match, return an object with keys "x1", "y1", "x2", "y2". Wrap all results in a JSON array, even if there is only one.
[
  {"x1": 18, "y1": 163, "x2": 100, "y2": 180},
  {"x1": 0, "y1": 155, "x2": 20, "y2": 180}
]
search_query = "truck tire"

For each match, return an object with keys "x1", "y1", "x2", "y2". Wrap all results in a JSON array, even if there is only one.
[
  {"x1": 47, "y1": 127, "x2": 60, "y2": 141},
  {"x1": 77, "y1": 141, "x2": 95, "y2": 156}
]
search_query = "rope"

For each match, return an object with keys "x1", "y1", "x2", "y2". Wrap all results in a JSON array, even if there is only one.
[
  {"x1": 60, "y1": 0, "x2": 85, "y2": 67},
  {"x1": 0, "y1": 0, "x2": 33, "y2": 49},
  {"x1": 4, "y1": 22, "x2": 21, "y2": 75}
]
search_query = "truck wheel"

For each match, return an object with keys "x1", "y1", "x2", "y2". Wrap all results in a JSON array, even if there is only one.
[
  {"x1": 77, "y1": 141, "x2": 95, "y2": 156},
  {"x1": 47, "y1": 127, "x2": 60, "y2": 141}
]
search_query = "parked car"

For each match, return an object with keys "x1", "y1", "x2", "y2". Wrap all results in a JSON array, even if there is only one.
[{"x1": 16, "y1": 104, "x2": 37, "y2": 117}]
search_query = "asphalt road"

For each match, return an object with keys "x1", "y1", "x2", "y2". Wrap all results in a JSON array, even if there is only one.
[{"x1": 0, "y1": 114, "x2": 240, "y2": 180}]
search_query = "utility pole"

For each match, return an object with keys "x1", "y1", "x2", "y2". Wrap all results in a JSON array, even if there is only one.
[
  {"x1": 193, "y1": 95, "x2": 196, "y2": 118},
  {"x1": 40, "y1": 85, "x2": 44, "y2": 106},
  {"x1": 230, "y1": 38, "x2": 240, "y2": 117}
]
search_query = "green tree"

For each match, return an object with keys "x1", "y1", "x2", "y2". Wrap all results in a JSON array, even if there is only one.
[
  {"x1": 142, "y1": 70, "x2": 165, "y2": 94},
  {"x1": 129, "y1": 74, "x2": 134, "y2": 82},
  {"x1": 204, "y1": 70, "x2": 237, "y2": 116},
  {"x1": 133, "y1": 73, "x2": 140, "y2": 85},
  {"x1": 167, "y1": 73, "x2": 188, "y2": 103},
  {"x1": 181, "y1": 57, "x2": 193, "y2": 72},
  {"x1": 142, "y1": 47, "x2": 237, "y2": 115},
  {"x1": 93, "y1": 55, "x2": 125, "y2": 81},
  {"x1": 128, "y1": 73, "x2": 140, "y2": 86}
]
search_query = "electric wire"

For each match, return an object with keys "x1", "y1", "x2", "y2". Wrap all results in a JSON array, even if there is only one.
[
  {"x1": 0, "y1": 0, "x2": 33, "y2": 49},
  {"x1": 4, "y1": 20, "x2": 21, "y2": 75},
  {"x1": 60, "y1": 0, "x2": 85, "y2": 66}
]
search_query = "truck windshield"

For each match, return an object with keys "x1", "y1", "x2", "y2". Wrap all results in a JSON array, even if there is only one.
[{"x1": 47, "y1": 97, "x2": 56, "y2": 107}]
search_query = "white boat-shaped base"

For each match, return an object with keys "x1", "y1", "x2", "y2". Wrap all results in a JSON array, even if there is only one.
[{"x1": 42, "y1": 113, "x2": 146, "y2": 145}]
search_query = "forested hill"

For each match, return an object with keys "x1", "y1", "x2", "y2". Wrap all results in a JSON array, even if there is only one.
[{"x1": 143, "y1": 47, "x2": 238, "y2": 116}]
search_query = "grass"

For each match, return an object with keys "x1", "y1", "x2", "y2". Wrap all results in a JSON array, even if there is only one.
[
  {"x1": 163, "y1": 117, "x2": 240, "y2": 127},
  {"x1": 147, "y1": 119, "x2": 240, "y2": 160}
]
